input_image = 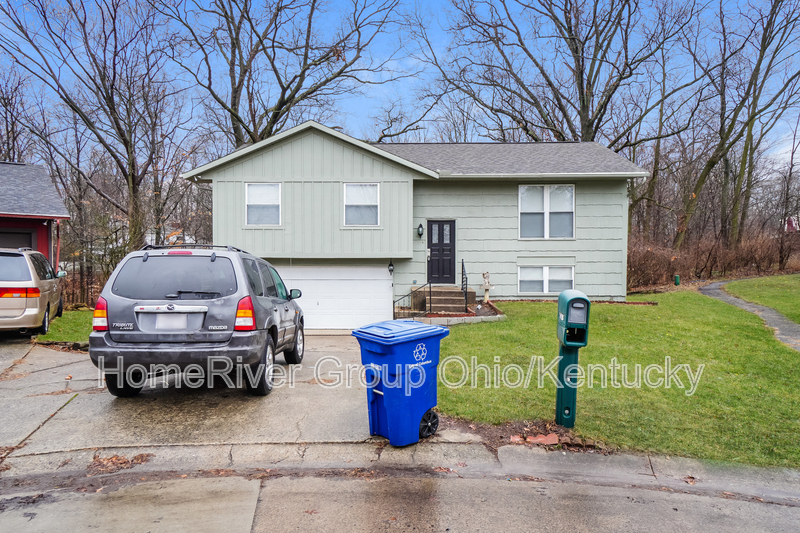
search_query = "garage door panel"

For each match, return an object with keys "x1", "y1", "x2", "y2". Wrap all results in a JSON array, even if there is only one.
[{"x1": 277, "y1": 266, "x2": 393, "y2": 330}]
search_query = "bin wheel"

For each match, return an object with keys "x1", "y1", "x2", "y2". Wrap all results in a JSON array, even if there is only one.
[{"x1": 419, "y1": 409, "x2": 439, "y2": 439}]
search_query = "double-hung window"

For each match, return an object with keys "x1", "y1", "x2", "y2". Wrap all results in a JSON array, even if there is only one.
[
  {"x1": 519, "y1": 185, "x2": 574, "y2": 239},
  {"x1": 344, "y1": 183, "x2": 379, "y2": 226},
  {"x1": 246, "y1": 183, "x2": 281, "y2": 226},
  {"x1": 518, "y1": 266, "x2": 574, "y2": 294}
]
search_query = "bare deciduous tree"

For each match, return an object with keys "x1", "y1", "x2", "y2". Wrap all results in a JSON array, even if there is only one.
[
  {"x1": 157, "y1": 0, "x2": 405, "y2": 148},
  {"x1": 0, "y1": 0, "x2": 179, "y2": 251},
  {"x1": 0, "y1": 64, "x2": 33, "y2": 162},
  {"x1": 672, "y1": 0, "x2": 800, "y2": 250},
  {"x1": 410, "y1": 0, "x2": 700, "y2": 148}
]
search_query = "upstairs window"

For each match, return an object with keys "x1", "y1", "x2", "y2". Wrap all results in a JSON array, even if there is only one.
[
  {"x1": 246, "y1": 183, "x2": 281, "y2": 225},
  {"x1": 519, "y1": 185, "x2": 574, "y2": 239},
  {"x1": 344, "y1": 183, "x2": 379, "y2": 226}
]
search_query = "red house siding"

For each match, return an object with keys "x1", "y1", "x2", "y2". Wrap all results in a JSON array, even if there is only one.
[{"x1": 0, "y1": 217, "x2": 52, "y2": 260}]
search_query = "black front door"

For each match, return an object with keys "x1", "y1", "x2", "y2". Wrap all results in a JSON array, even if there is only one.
[{"x1": 427, "y1": 220, "x2": 456, "y2": 284}]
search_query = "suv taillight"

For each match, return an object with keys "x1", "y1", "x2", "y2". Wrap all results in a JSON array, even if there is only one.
[
  {"x1": 93, "y1": 296, "x2": 108, "y2": 331},
  {"x1": 235, "y1": 296, "x2": 256, "y2": 331}
]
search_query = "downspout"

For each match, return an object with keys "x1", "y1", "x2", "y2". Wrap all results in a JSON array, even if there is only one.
[{"x1": 55, "y1": 220, "x2": 61, "y2": 269}]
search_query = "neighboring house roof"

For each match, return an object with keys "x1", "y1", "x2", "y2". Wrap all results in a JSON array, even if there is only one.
[
  {"x1": 371, "y1": 141, "x2": 648, "y2": 178},
  {"x1": 0, "y1": 162, "x2": 70, "y2": 219},
  {"x1": 181, "y1": 121, "x2": 440, "y2": 181}
]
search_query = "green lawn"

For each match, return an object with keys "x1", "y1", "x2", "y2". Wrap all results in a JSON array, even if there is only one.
[
  {"x1": 438, "y1": 292, "x2": 800, "y2": 467},
  {"x1": 725, "y1": 274, "x2": 800, "y2": 324},
  {"x1": 38, "y1": 310, "x2": 93, "y2": 343}
]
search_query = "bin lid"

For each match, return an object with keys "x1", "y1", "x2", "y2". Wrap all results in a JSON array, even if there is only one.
[{"x1": 352, "y1": 320, "x2": 449, "y2": 345}]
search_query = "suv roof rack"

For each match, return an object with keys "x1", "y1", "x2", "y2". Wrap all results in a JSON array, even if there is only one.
[
  {"x1": 139, "y1": 244, "x2": 251, "y2": 254},
  {"x1": 17, "y1": 247, "x2": 32, "y2": 252}
]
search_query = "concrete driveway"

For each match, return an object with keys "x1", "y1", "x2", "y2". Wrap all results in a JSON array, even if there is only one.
[
  {"x1": 0, "y1": 333, "x2": 368, "y2": 454},
  {"x1": 0, "y1": 333, "x2": 799, "y2": 532}
]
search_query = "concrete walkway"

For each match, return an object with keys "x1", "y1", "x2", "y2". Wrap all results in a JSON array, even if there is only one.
[{"x1": 700, "y1": 281, "x2": 800, "y2": 352}]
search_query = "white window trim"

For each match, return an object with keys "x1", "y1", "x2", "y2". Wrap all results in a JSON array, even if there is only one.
[
  {"x1": 518, "y1": 184, "x2": 575, "y2": 240},
  {"x1": 245, "y1": 183, "x2": 281, "y2": 226},
  {"x1": 518, "y1": 265, "x2": 575, "y2": 295},
  {"x1": 343, "y1": 182, "x2": 380, "y2": 227}
]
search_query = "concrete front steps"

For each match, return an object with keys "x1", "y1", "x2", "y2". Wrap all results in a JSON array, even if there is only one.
[{"x1": 429, "y1": 286, "x2": 476, "y2": 313}]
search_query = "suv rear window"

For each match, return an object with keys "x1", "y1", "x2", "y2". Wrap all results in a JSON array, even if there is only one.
[
  {"x1": 111, "y1": 256, "x2": 238, "y2": 300},
  {"x1": 0, "y1": 253, "x2": 32, "y2": 281}
]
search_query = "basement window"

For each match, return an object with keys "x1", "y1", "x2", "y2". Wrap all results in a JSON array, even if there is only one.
[{"x1": 518, "y1": 266, "x2": 574, "y2": 294}]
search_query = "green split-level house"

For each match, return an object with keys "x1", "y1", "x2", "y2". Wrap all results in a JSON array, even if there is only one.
[{"x1": 182, "y1": 121, "x2": 647, "y2": 329}]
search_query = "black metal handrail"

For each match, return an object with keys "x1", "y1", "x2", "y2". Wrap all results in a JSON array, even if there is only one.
[
  {"x1": 393, "y1": 283, "x2": 431, "y2": 319},
  {"x1": 461, "y1": 259, "x2": 468, "y2": 313}
]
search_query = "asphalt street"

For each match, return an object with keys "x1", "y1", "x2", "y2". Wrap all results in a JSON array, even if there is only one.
[{"x1": 0, "y1": 333, "x2": 798, "y2": 532}]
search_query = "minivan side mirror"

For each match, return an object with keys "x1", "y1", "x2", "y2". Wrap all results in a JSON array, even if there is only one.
[
  {"x1": 289, "y1": 289, "x2": 302, "y2": 300},
  {"x1": 57, "y1": 271, "x2": 67, "y2": 278}
]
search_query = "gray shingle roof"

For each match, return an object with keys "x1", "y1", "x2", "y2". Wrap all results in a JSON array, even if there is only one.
[
  {"x1": 0, "y1": 162, "x2": 70, "y2": 218},
  {"x1": 370, "y1": 141, "x2": 647, "y2": 177}
]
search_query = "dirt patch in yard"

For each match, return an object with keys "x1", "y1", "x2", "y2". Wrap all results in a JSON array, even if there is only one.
[
  {"x1": 500, "y1": 299, "x2": 658, "y2": 306},
  {"x1": 426, "y1": 301, "x2": 504, "y2": 318},
  {"x1": 34, "y1": 342, "x2": 88, "y2": 354},
  {"x1": 438, "y1": 414, "x2": 616, "y2": 457}
]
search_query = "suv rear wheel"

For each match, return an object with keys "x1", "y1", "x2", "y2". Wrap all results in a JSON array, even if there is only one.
[
  {"x1": 37, "y1": 307, "x2": 49, "y2": 336},
  {"x1": 284, "y1": 325, "x2": 304, "y2": 364},
  {"x1": 247, "y1": 334, "x2": 275, "y2": 396},
  {"x1": 105, "y1": 370, "x2": 144, "y2": 397}
]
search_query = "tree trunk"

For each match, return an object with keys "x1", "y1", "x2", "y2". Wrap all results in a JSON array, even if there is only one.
[
  {"x1": 730, "y1": 122, "x2": 754, "y2": 247},
  {"x1": 127, "y1": 178, "x2": 145, "y2": 252},
  {"x1": 720, "y1": 155, "x2": 731, "y2": 245},
  {"x1": 673, "y1": 146, "x2": 726, "y2": 250},
  {"x1": 736, "y1": 143, "x2": 757, "y2": 248}
]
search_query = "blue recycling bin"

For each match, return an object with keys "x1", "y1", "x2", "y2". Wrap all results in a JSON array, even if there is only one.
[{"x1": 352, "y1": 320, "x2": 450, "y2": 446}]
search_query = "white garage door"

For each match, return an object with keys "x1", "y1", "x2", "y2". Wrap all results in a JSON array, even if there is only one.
[{"x1": 277, "y1": 265, "x2": 393, "y2": 330}]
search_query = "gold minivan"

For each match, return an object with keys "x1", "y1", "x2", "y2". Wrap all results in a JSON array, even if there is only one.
[{"x1": 0, "y1": 247, "x2": 66, "y2": 335}]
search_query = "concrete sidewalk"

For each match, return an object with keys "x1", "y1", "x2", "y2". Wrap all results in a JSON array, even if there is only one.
[
  {"x1": 0, "y1": 335, "x2": 798, "y2": 531},
  {"x1": 700, "y1": 280, "x2": 800, "y2": 351}
]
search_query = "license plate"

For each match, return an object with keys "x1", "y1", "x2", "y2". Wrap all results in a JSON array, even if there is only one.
[{"x1": 155, "y1": 313, "x2": 188, "y2": 330}]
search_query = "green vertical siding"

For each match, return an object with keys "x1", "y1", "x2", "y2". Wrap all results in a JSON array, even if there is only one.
[
  {"x1": 208, "y1": 130, "x2": 417, "y2": 258},
  {"x1": 392, "y1": 180, "x2": 629, "y2": 301},
  {"x1": 206, "y1": 128, "x2": 629, "y2": 301}
]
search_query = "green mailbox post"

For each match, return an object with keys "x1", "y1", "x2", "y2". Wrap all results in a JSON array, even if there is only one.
[{"x1": 555, "y1": 290, "x2": 590, "y2": 428}]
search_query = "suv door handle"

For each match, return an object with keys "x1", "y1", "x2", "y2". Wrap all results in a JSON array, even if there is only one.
[
  {"x1": 284, "y1": 305, "x2": 289, "y2": 311},
  {"x1": 273, "y1": 307, "x2": 278, "y2": 312}
]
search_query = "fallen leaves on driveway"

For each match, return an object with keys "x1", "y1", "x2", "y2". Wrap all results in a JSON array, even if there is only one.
[
  {"x1": 87, "y1": 453, "x2": 155, "y2": 476},
  {"x1": 207, "y1": 468, "x2": 237, "y2": 476}
]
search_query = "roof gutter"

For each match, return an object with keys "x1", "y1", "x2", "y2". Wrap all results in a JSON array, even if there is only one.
[
  {"x1": 432, "y1": 171, "x2": 649, "y2": 179},
  {"x1": 0, "y1": 212, "x2": 71, "y2": 220}
]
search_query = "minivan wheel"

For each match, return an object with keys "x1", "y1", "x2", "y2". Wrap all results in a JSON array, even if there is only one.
[
  {"x1": 247, "y1": 334, "x2": 275, "y2": 396},
  {"x1": 284, "y1": 325, "x2": 304, "y2": 364},
  {"x1": 37, "y1": 308, "x2": 49, "y2": 336},
  {"x1": 105, "y1": 370, "x2": 144, "y2": 398}
]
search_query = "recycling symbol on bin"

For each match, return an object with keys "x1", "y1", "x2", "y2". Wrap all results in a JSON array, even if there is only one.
[{"x1": 413, "y1": 343, "x2": 428, "y2": 362}]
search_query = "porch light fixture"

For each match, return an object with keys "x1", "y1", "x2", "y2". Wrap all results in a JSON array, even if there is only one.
[
  {"x1": 417, "y1": 224, "x2": 424, "y2": 238},
  {"x1": 388, "y1": 260, "x2": 394, "y2": 274}
]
